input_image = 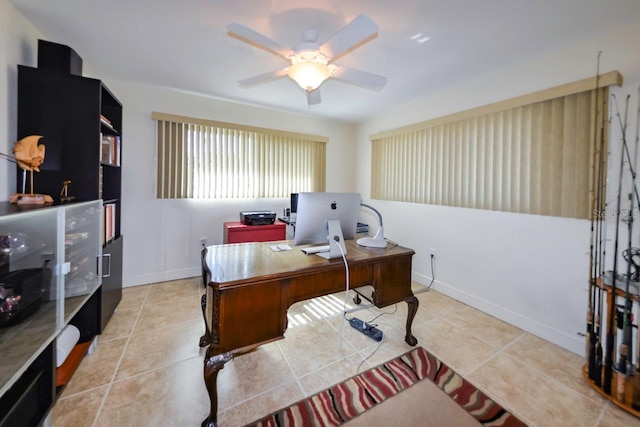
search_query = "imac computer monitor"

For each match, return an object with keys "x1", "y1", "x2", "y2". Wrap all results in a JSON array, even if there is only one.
[{"x1": 293, "y1": 192, "x2": 361, "y2": 248}]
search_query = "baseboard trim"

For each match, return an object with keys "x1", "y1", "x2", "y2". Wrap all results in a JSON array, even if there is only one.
[
  {"x1": 412, "y1": 272, "x2": 584, "y2": 356},
  {"x1": 124, "y1": 267, "x2": 200, "y2": 288}
]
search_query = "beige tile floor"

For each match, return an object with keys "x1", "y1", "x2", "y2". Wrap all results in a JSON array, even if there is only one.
[{"x1": 52, "y1": 278, "x2": 640, "y2": 427}]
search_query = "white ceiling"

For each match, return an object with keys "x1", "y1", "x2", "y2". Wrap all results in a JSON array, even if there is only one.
[{"x1": 9, "y1": 0, "x2": 640, "y2": 123}]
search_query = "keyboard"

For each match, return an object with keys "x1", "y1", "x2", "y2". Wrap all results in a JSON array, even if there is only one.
[{"x1": 301, "y1": 245, "x2": 330, "y2": 255}]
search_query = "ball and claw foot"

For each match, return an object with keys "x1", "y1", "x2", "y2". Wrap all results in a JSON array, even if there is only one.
[{"x1": 405, "y1": 334, "x2": 418, "y2": 346}]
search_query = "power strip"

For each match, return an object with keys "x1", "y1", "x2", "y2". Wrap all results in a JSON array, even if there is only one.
[{"x1": 349, "y1": 317, "x2": 383, "y2": 342}]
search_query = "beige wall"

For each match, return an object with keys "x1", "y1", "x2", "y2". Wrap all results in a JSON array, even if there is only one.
[
  {"x1": 1, "y1": 0, "x2": 358, "y2": 286},
  {"x1": 103, "y1": 80, "x2": 358, "y2": 285},
  {"x1": 4, "y1": 0, "x2": 640, "y2": 355},
  {"x1": 0, "y1": 0, "x2": 40, "y2": 200},
  {"x1": 355, "y1": 21, "x2": 640, "y2": 355}
]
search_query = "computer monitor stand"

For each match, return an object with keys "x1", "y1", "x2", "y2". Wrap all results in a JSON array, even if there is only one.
[{"x1": 316, "y1": 219, "x2": 347, "y2": 259}]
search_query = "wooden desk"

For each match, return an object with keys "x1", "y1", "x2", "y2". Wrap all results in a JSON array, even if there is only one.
[{"x1": 201, "y1": 240, "x2": 417, "y2": 427}]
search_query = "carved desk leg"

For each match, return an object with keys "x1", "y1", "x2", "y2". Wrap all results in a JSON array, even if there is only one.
[
  {"x1": 404, "y1": 295, "x2": 419, "y2": 346},
  {"x1": 199, "y1": 294, "x2": 212, "y2": 347},
  {"x1": 202, "y1": 347, "x2": 234, "y2": 427}
]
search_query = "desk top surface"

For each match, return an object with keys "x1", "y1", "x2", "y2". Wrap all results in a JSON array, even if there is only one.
[{"x1": 204, "y1": 240, "x2": 414, "y2": 288}]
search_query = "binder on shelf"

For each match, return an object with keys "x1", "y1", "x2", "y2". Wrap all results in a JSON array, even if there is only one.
[
  {"x1": 98, "y1": 166, "x2": 103, "y2": 199},
  {"x1": 114, "y1": 136, "x2": 120, "y2": 166},
  {"x1": 100, "y1": 114, "x2": 117, "y2": 133},
  {"x1": 100, "y1": 135, "x2": 121, "y2": 166},
  {"x1": 103, "y1": 203, "x2": 117, "y2": 244}
]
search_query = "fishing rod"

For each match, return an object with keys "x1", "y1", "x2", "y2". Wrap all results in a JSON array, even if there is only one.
[
  {"x1": 595, "y1": 82, "x2": 610, "y2": 387},
  {"x1": 635, "y1": 316, "x2": 640, "y2": 410},
  {"x1": 587, "y1": 52, "x2": 602, "y2": 382},
  {"x1": 619, "y1": 96, "x2": 634, "y2": 401},
  {"x1": 595, "y1": 140, "x2": 607, "y2": 387},
  {"x1": 604, "y1": 93, "x2": 627, "y2": 395},
  {"x1": 632, "y1": 85, "x2": 640, "y2": 409},
  {"x1": 613, "y1": 93, "x2": 640, "y2": 213}
]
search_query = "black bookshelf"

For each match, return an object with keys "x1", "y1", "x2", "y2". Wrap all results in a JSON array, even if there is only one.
[{"x1": 16, "y1": 40, "x2": 123, "y2": 333}]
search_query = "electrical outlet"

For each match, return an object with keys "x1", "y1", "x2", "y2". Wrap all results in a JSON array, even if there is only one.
[
  {"x1": 430, "y1": 248, "x2": 436, "y2": 258},
  {"x1": 41, "y1": 252, "x2": 54, "y2": 263},
  {"x1": 200, "y1": 238, "x2": 207, "y2": 247}
]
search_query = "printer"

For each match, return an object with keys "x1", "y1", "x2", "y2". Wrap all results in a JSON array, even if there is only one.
[{"x1": 240, "y1": 211, "x2": 276, "y2": 225}]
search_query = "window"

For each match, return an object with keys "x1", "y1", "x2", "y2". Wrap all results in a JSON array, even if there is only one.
[
  {"x1": 152, "y1": 112, "x2": 327, "y2": 199},
  {"x1": 369, "y1": 72, "x2": 621, "y2": 219}
]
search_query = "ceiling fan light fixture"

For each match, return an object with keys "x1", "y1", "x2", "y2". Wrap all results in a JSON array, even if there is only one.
[
  {"x1": 288, "y1": 50, "x2": 331, "y2": 91},
  {"x1": 228, "y1": 14, "x2": 385, "y2": 103},
  {"x1": 287, "y1": 61, "x2": 331, "y2": 91}
]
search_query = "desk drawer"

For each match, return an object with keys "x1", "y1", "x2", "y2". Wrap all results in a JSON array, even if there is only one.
[
  {"x1": 288, "y1": 263, "x2": 373, "y2": 304},
  {"x1": 211, "y1": 280, "x2": 286, "y2": 351},
  {"x1": 371, "y1": 256, "x2": 413, "y2": 307}
]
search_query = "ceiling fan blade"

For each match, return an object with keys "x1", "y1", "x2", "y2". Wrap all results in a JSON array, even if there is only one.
[
  {"x1": 227, "y1": 23, "x2": 294, "y2": 60},
  {"x1": 238, "y1": 68, "x2": 289, "y2": 87},
  {"x1": 320, "y1": 15, "x2": 378, "y2": 62},
  {"x1": 332, "y1": 66, "x2": 387, "y2": 91},
  {"x1": 307, "y1": 89, "x2": 321, "y2": 105}
]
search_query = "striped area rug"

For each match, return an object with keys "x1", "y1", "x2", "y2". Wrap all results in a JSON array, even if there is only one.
[{"x1": 246, "y1": 346, "x2": 527, "y2": 426}]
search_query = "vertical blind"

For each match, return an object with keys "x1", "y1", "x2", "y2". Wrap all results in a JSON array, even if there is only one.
[
  {"x1": 152, "y1": 113, "x2": 327, "y2": 199},
  {"x1": 370, "y1": 72, "x2": 621, "y2": 219}
]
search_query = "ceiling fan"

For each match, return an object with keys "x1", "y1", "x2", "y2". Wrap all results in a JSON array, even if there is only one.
[{"x1": 226, "y1": 14, "x2": 387, "y2": 105}]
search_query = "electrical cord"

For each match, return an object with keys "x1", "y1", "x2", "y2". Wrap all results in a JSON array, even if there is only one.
[
  {"x1": 360, "y1": 304, "x2": 398, "y2": 325},
  {"x1": 335, "y1": 238, "x2": 384, "y2": 371},
  {"x1": 427, "y1": 253, "x2": 435, "y2": 290}
]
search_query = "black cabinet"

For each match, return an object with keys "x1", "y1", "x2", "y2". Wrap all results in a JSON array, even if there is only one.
[
  {"x1": 100, "y1": 235, "x2": 123, "y2": 332},
  {"x1": 17, "y1": 45, "x2": 123, "y2": 331},
  {"x1": 0, "y1": 201, "x2": 101, "y2": 427},
  {"x1": 0, "y1": 342, "x2": 54, "y2": 427}
]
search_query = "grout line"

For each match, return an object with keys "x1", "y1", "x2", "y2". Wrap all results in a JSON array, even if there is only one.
[
  {"x1": 443, "y1": 332, "x2": 538, "y2": 427},
  {"x1": 275, "y1": 340, "x2": 306, "y2": 397},
  {"x1": 465, "y1": 331, "x2": 527, "y2": 377},
  {"x1": 91, "y1": 284, "x2": 150, "y2": 427},
  {"x1": 463, "y1": 330, "x2": 606, "y2": 427},
  {"x1": 60, "y1": 282, "x2": 609, "y2": 427},
  {"x1": 106, "y1": 353, "x2": 205, "y2": 387},
  {"x1": 499, "y1": 341, "x2": 605, "y2": 406},
  {"x1": 55, "y1": 383, "x2": 110, "y2": 401},
  {"x1": 410, "y1": 317, "x2": 545, "y2": 427},
  {"x1": 325, "y1": 315, "x2": 384, "y2": 372},
  {"x1": 424, "y1": 301, "x2": 540, "y2": 426},
  {"x1": 594, "y1": 401, "x2": 608, "y2": 427},
  {"x1": 219, "y1": 377, "x2": 302, "y2": 418}
]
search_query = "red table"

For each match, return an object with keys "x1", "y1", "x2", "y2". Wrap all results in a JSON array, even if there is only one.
[{"x1": 223, "y1": 221, "x2": 286, "y2": 243}]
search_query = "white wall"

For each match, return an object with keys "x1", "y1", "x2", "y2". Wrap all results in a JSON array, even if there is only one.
[
  {"x1": 0, "y1": 0, "x2": 356, "y2": 288},
  {"x1": 356, "y1": 21, "x2": 640, "y2": 355},
  {"x1": 98, "y1": 80, "x2": 358, "y2": 286},
  {"x1": 5, "y1": 0, "x2": 639, "y2": 355},
  {"x1": 0, "y1": 0, "x2": 40, "y2": 200},
  {"x1": 2, "y1": 0, "x2": 358, "y2": 292}
]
